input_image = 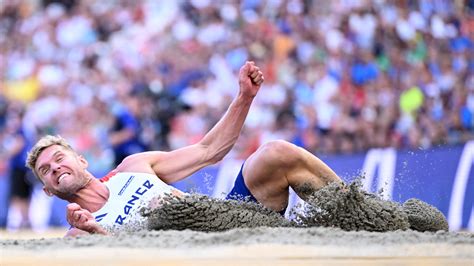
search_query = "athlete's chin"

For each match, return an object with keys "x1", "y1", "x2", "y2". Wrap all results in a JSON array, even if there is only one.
[
  {"x1": 59, "y1": 176, "x2": 89, "y2": 191},
  {"x1": 56, "y1": 183, "x2": 84, "y2": 198}
]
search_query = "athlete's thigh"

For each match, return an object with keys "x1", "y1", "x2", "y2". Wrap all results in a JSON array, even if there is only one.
[{"x1": 241, "y1": 147, "x2": 289, "y2": 211}]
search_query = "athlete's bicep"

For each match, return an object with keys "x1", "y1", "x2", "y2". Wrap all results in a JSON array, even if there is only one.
[{"x1": 140, "y1": 143, "x2": 212, "y2": 184}]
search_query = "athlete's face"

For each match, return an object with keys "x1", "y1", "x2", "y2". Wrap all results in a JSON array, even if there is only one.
[{"x1": 35, "y1": 145, "x2": 91, "y2": 199}]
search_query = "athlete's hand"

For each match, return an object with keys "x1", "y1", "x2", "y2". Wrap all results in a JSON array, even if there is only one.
[
  {"x1": 66, "y1": 203, "x2": 107, "y2": 235},
  {"x1": 239, "y1": 61, "x2": 264, "y2": 98}
]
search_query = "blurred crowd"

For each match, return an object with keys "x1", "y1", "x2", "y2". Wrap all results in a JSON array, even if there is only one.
[{"x1": 1, "y1": 0, "x2": 473, "y2": 182}]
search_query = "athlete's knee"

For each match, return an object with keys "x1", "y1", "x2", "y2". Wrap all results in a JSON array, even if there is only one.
[{"x1": 258, "y1": 140, "x2": 303, "y2": 167}]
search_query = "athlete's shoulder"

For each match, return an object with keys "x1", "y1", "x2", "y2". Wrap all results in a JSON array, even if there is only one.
[
  {"x1": 100, "y1": 169, "x2": 159, "y2": 183},
  {"x1": 114, "y1": 152, "x2": 160, "y2": 173},
  {"x1": 99, "y1": 169, "x2": 119, "y2": 183}
]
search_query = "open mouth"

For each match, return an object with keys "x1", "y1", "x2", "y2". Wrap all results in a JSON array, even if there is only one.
[{"x1": 58, "y1": 173, "x2": 70, "y2": 184}]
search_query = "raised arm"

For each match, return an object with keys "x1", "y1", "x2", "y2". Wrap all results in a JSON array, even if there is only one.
[
  {"x1": 119, "y1": 61, "x2": 264, "y2": 183},
  {"x1": 198, "y1": 61, "x2": 263, "y2": 163}
]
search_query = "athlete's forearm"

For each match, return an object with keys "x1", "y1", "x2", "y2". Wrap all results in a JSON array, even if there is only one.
[
  {"x1": 142, "y1": 62, "x2": 262, "y2": 183},
  {"x1": 199, "y1": 93, "x2": 254, "y2": 163}
]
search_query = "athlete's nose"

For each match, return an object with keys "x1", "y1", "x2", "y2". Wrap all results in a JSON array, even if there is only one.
[{"x1": 51, "y1": 163, "x2": 61, "y2": 174}]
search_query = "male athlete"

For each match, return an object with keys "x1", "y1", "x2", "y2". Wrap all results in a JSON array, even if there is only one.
[{"x1": 26, "y1": 61, "x2": 342, "y2": 237}]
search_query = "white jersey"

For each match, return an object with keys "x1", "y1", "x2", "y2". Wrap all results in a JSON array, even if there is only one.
[{"x1": 92, "y1": 171, "x2": 182, "y2": 230}]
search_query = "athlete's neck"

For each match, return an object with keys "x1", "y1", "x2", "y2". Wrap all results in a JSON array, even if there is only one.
[{"x1": 69, "y1": 178, "x2": 110, "y2": 213}]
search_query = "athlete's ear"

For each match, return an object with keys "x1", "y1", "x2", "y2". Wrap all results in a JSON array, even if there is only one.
[
  {"x1": 78, "y1": 154, "x2": 89, "y2": 169},
  {"x1": 43, "y1": 187, "x2": 53, "y2": 197}
]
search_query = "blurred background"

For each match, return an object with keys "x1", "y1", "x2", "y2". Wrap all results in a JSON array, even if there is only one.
[{"x1": 0, "y1": 0, "x2": 473, "y2": 233}]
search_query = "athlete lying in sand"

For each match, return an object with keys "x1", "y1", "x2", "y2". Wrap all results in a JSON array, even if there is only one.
[{"x1": 26, "y1": 61, "x2": 342, "y2": 237}]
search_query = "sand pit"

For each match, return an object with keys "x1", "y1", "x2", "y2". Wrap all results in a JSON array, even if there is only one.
[
  {"x1": 1, "y1": 227, "x2": 473, "y2": 265},
  {"x1": 1, "y1": 179, "x2": 471, "y2": 265}
]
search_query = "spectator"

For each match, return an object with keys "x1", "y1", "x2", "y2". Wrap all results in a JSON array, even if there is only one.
[
  {"x1": 108, "y1": 92, "x2": 149, "y2": 167},
  {"x1": 3, "y1": 103, "x2": 34, "y2": 230},
  {"x1": 0, "y1": 0, "x2": 472, "y2": 166}
]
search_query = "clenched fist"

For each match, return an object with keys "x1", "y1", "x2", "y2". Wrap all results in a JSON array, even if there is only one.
[
  {"x1": 66, "y1": 203, "x2": 107, "y2": 235},
  {"x1": 239, "y1": 61, "x2": 264, "y2": 98}
]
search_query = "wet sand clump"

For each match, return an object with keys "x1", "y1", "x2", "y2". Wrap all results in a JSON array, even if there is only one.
[
  {"x1": 295, "y1": 180, "x2": 411, "y2": 232},
  {"x1": 143, "y1": 179, "x2": 449, "y2": 233},
  {"x1": 403, "y1": 198, "x2": 449, "y2": 232},
  {"x1": 143, "y1": 194, "x2": 292, "y2": 232}
]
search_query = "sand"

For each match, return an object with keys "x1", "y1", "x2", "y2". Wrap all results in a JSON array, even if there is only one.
[
  {"x1": 1, "y1": 179, "x2": 471, "y2": 265},
  {"x1": 143, "y1": 179, "x2": 446, "y2": 233},
  {"x1": 1, "y1": 226, "x2": 472, "y2": 250},
  {"x1": 1, "y1": 227, "x2": 473, "y2": 266},
  {"x1": 143, "y1": 194, "x2": 292, "y2": 232},
  {"x1": 295, "y1": 180, "x2": 411, "y2": 232},
  {"x1": 403, "y1": 198, "x2": 450, "y2": 232}
]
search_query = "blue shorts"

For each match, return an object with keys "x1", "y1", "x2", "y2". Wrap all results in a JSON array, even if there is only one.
[{"x1": 225, "y1": 164, "x2": 286, "y2": 216}]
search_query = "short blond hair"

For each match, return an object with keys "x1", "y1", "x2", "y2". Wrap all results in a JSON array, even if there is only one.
[{"x1": 26, "y1": 135, "x2": 75, "y2": 180}]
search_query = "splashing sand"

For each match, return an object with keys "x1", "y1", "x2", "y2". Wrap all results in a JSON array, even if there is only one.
[
  {"x1": 142, "y1": 178, "x2": 448, "y2": 233},
  {"x1": 294, "y1": 180, "x2": 411, "y2": 231},
  {"x1": 0, "y1": 179, "x2": 469, "y2": 264},
  {"x1": 143, "y1": 194, "x2": 292, "y2": 232}
]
